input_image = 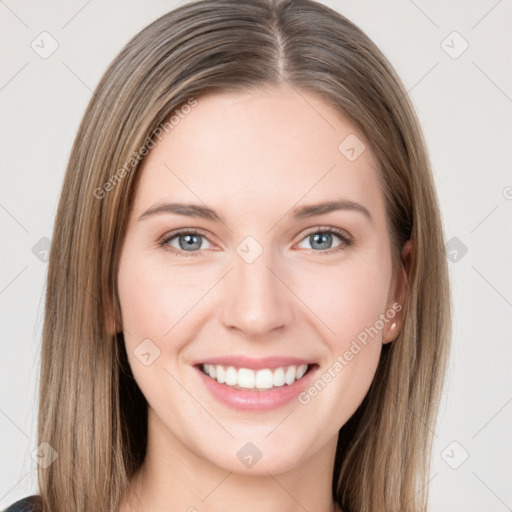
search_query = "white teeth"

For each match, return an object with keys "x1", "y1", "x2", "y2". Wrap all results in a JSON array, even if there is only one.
[
  {"x1": 284, "y1": 365, "x2": 296, "y2": 385},
  {"x1": 226, "y1": 366, "x2": 237, "y2": 386},
  {"x1": 238, "y1": 368, "x2": 255, "y2": 389},
  {"x1": 201, "y1": 363, "x2": 310, "y2": 390},
  {"x1": 296, "y1": 364, "x2": 307, "y2": 379},
  {"x1": 273, "y1": 367, "x2": 285, "y2": 387},
  {"x1": 216, "y1": 365, "x2": 226, "y2": 384},
  {"x1": 255, "y1": 369, "x2": 274, "y2": 389}
]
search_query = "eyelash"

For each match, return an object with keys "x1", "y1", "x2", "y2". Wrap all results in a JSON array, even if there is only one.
[{"x1": 158, "y1": 227, "x2": 354, "y2": 258}]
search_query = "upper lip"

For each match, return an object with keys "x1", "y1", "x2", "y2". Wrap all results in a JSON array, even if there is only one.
[{"x1": 193, "y1": 356, "x2": 315, "y2": 370}]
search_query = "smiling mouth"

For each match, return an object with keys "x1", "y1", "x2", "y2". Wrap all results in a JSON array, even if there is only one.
[{"x1": 198, "y1": 363, "x2": 315, "y2": 391}]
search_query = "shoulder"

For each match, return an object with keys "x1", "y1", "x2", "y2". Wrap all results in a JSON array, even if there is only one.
[{"x1": 2, "y1": 495, "x2": 42, "y2": 512}]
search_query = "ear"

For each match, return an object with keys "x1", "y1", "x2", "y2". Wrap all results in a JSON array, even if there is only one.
[{"x1": 382, "y1": 239, "x2": 412, "y2": 344}]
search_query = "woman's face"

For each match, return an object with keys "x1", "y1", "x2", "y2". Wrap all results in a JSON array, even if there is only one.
[{"x1": 116, "y1": 85, "x2": 407, "y2": 475}]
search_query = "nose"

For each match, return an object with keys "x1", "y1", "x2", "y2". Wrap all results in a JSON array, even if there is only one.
[{"x1": 220, "y1": 243, "x2": 296, "y2": 339}]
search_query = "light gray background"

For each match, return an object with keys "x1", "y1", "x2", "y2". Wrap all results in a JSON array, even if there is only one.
[{"x1": 1, "y1": 0, "x2": 511, "y2": 510}]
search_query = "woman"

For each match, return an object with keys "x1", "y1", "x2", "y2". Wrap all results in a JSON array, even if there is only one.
[{"x1": 4, "y1": 0, "x2": 451, "y2": 511}]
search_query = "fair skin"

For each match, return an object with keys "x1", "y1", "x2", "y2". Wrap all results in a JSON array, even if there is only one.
[{"x1": 114, "y1": 83, "x2": 410, "y2": 512}]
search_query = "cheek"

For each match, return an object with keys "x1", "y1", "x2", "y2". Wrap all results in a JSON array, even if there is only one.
[
  {"x1": 293, "y1": 265, "x2": 390, "y2": 426},
  {"x1": 297, "y1": 257, "x2": 392, "y2": 347},
  {"x1": 292, "y1": 253, "x2": 392, "y2": 412},
  {"x1": 117, "y1": 253, "x2": 202, "y2": 412},
  {"x1": 118, "y1": 242, "x2": 392, "y2": 356},
  {"x1": 118, "y1": 253, "x2": 205, "y2": 343}
]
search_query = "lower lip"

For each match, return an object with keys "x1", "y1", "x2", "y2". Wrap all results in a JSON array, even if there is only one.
[{"x1": 194, "y1": 365, "x2": 318, "y2": 411}]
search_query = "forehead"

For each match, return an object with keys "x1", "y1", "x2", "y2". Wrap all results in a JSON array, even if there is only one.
[{"x1": 132, "y1": 86, "x2": 385, "y2": 223}]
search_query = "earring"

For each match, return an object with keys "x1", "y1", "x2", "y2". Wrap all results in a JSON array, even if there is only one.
[
  {"x1": 113, "y1": 321, "x2": 117, "y2": 337},
  {"x1": 389, "y1": 322, "x2": 399, "y2": 341}
]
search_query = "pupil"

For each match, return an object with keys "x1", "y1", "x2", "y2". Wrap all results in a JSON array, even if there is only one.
[
  {"x1": 180, "y1": 234, "x2": 201, "y2": 250},
  {"x1": 312, "y1": 233, "x2": 331, "y2": 249},
  {"x1": 177, "y1": 233, "x2": 333, "y2": 252}
]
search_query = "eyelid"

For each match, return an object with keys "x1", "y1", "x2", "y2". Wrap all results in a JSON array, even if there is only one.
[
  {"x1": 158, "y1": 228, "x2": 219, "y2": 255},
  {"x1": 158, "y1": 225, "x2": 354, "y2": 257},
  {"x1": 297, "y1": 225, "x2": 353, "y2": 244}
]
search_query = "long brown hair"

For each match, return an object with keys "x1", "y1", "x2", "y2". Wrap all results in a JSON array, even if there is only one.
[{"x1": 37, "y1": 1, "x2": 451, "y2": 510}]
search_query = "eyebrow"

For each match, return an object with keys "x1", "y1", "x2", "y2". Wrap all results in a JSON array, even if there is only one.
[{"x1": 138, "y1": 199, "x2": 372, "y2": 223}]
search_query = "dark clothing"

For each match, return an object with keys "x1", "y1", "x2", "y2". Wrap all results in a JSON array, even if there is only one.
[{"x1": 2, "y1": 495, "x2": 42, "y2": 512}]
